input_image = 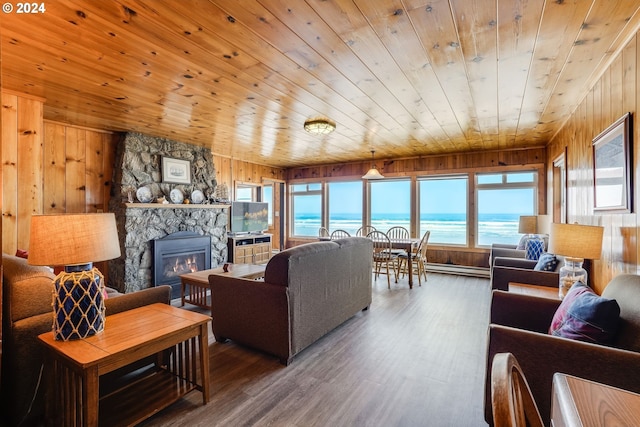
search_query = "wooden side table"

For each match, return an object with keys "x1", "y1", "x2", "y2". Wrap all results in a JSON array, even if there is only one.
[
  {"x1": 38, "y1": 303, "x2": 211, "y2": 427},
  {"x1": 180, "y1": 263, "x2": 267, "y2": 309},
  {"x1": 552, "y1": 373, "x2": 640, "y2": 426}
]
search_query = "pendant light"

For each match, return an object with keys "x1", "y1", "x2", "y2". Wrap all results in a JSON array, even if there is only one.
[{"x1": 362, "y1": 150, "x2": 384, "y2": 180}]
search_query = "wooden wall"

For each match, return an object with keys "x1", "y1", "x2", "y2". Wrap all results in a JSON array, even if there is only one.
[
  {"x1": 2, "y1": 91, "x2": 117, "y2": 255},
  {"x1": 1, "y1": 92, "x2": 286, "y2": 256},
  {"x1": 215, "y1": 156, "x2": 286, "y2": 250},
  {"x1": 286, "y1": 147, "x2": 547, "y2": 268},
  {"x1": 547, "y1": 32, "x2": 640, "y2": 294}
]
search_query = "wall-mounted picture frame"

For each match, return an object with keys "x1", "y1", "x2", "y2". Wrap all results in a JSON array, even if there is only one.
[
  {"x1": 592, "y1": 112, "x2": 632, "y2": 213},
  {"x1": 162, "y1": 157, "x2": 191, "y2": 184}
]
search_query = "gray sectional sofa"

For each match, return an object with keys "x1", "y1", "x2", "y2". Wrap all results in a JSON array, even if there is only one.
[{"x1": 209, "y1": 237, "x2": 373, "y2": 365}]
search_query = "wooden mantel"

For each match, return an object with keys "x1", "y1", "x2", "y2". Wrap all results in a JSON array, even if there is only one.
[{"x1": 124, "y1": 203, "x2": 229, "y2": 209}]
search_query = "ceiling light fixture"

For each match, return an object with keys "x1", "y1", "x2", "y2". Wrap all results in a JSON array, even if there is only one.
[
  {"x1": 362, "y1": 150, "x2": 384, "y2": 180},
  {"x1": 304, "y1": 118, "x2": 336, "y2": 135}
]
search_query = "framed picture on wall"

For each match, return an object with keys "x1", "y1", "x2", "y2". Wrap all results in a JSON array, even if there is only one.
[
  {"x1": 592, "y1": 112, "x2": 632, "y2": 213},
  {"x1": 162, "y1": 157, "x2": 191, "y2": 184}
]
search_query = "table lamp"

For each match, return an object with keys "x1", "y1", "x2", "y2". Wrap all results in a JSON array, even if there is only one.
[
  {"x1": 28, "y1": 213, "x2": 121, "y2": 340},
  {"x1": 518, "y1": 215, "x2": 538, "y2": 236},
  {"x1": 547, "y1": 222, "x2": 604, "y2": 299}
]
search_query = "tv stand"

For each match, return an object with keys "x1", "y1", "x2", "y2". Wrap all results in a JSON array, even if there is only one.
[{"x1": 227, "y1": 234, "x2": 272, "y2": 264}]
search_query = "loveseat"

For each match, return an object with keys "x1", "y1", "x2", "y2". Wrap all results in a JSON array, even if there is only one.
[
  {"x1": 209, "y1": 237, "x2": 373, "y2": 365},
  {"x1": 484, "y1": 274, "x2": 640, "y2": 426},
  {"x1": 1, "y1": 253, "x2": 172, "y2": 426}
]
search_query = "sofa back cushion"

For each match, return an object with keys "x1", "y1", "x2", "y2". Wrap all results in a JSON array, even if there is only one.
[
  {"x1": 602, "y1": 274, "x2": 640, "y2": 352},
  {"x1": 2, "y1": 253, "x2": 56, "y2": 322},
  {"x1": 264, "y1": 240, "x2": 340, "y2": 286}
]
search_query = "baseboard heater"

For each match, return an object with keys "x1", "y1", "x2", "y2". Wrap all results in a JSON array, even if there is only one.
[{"x1": 425, "y1": 263, "x2": 490, "y2": 278}]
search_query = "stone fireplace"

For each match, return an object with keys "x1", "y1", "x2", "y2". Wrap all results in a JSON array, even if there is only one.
[{"x1": 108, "y1": 132, "x2": 228, "y2": 294}]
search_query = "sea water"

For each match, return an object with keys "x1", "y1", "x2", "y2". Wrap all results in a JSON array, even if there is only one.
[{"x1": 294, "y1": 213, "x2": 521, "y2": 246}]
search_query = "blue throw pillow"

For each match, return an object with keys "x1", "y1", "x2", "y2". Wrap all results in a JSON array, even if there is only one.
[
  {"x1": 534, "y1": 253, "x2": 558, "y2": 271},
  {"x1": 549, "y1": 282, "x2": 620, "y2": 345},
  {"x1": 525, "y1": 238, "x2": 544, "y2": 260}
]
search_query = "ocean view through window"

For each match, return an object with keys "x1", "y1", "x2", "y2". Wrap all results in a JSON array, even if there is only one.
[{"x1": 290, "y1": 171, "x2": 538, "y2": 246}]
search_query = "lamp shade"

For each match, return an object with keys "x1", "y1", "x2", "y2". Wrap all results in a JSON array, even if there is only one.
[
  {"x1": 28, "y1": 213, "x2": 121, "y2": 266},
  {"x1": 518, "y1": 216, "x2": 537, "y2": 234},
  {"x1": 362, "y1": 167, "x2": 384, "y2": 180},
  {"x1": 548, "y1": 223, "x2": 604, "y2": 260}
]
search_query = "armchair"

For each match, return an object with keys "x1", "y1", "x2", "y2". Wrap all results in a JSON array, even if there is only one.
[
  {"x1": 490, "y1": 256, "x2": 560, "y2": 291},
  {"x1": 484, "y1": 274, "x2": 640, "y2": 426}
]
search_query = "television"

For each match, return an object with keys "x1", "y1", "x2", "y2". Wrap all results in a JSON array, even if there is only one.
[{"x1": 229, "y1": 201, "x2": 269, "y2": 234}]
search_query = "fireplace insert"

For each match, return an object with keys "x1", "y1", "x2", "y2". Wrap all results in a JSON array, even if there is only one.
[{"x1": 153, "y1": 231, "x2": 211, "y2": 299}]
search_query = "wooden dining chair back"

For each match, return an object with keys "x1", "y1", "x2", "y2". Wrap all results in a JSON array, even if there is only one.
[
  {"x1": 366, "y1": 231, "x2": 399, "y2": 288},
  {"x1": 491, "y1": 352, "x2": 544, "y2": 427},
  {"x1": 330, "y1": 229, "x2": 351, "y2": 240},
  {"x1": 356, "y1": 225, "x2": 376, "y2": 237},
  {"x1": 318, "y1": 227, "x2": 330, "y2": 239},
  {"x1": 399, "y1": 230, "x2": 430, "y2": 286},
  {"x1": 386, "y1": 226, "x2": 410, "y2": 256}
]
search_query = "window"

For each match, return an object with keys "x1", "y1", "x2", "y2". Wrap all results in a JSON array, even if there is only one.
[
  {"x1": 418, "y1": 176, "x2": 468, "y2": 245},
  {"x1": 263, "y1": 184, "x2": 274, "y2": 226},
  {"x1": 290, "y1": 183, "x2": 322, "y2": 237},
  {"x1": 476, "y1": 172, "x2": 537, "y2": 246},
  {"x1": 328, "y1": 181, "x2": 363, "y2": 235},
  {"x1": 369, "y1": 180, "x2": 411, "y2": 233}
]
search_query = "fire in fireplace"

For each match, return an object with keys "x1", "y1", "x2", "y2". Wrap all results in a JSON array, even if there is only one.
[{"x1": 153, "y1": 231, "x2": 211, "y2": 298}]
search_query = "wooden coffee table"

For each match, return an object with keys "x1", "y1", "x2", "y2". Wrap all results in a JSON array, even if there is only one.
[
  {"x1": 38, "y1": 303, "x2": 211, "y2": 427},
  {"x1": 180, "y1": 263, "x2": 266, "y2": 309}
]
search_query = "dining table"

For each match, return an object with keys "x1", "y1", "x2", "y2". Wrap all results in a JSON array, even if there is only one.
[{"x1": 388, "y1": 238, "x2": 420, "y2": 289}]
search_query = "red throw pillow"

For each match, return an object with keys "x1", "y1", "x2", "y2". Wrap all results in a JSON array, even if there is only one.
[
  {"x1": 15, "y1": 249, "x2": 29, "y2": 259},
  {"x1": 549, "y1": 281, "x2": 620, "y2": 345}
]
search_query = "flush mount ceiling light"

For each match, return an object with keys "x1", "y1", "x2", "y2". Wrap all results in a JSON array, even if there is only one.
[
  {"x1": 303, "y1": 118, "x2": 336, "y2": 135},
  {"x1": 362, "y1": 150, "x2": 384, "y2": 180}
]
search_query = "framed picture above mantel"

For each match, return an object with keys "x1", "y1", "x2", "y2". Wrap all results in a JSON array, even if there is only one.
[
  {"x1": 162, "y1": 157, "x2": 191, "y2": 184},
  {"x1": 592, "y1": 112, "x2": 632, "y2": 213}
]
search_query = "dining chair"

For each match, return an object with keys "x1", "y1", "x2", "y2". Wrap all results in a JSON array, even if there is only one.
[
  {"x1": 386, "y1": 226, "x2": 410, "y2": 256},
  {"x1": 356, "y1": 225, "x2": 376, "y2": 237},
  {"x1": 330, "y1": 229, "x2": 351, "y2": 240},
  {"x1": 491, "y1": 352, "x2": 544, "y2": 427},
  {"x1": 398, "y1": 230, "x2": 430, "y2": 286},
  {"x1": 318, "y1": 226, "x2": 330, "y2": 239},
  {"x1": 366, "y1": 230, "x2": 399, "y2": 288}
]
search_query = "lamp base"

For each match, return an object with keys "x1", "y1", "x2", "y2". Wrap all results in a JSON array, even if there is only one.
[
  {"x1": 53, "y1": 263, "x2": 105, "y2": 340},
  {"x1": 558, "y1": 258, "x2": 587, "y2": 300}
]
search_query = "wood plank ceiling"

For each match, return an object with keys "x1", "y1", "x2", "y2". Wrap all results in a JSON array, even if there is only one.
[{"x1": 2, "y1": 0, "x2": 640, "y2": 168}]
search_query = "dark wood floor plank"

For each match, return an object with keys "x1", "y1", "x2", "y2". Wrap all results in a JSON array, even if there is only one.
[{"x1": 141, "y1": 273, "x2": 491, "y2": 426}]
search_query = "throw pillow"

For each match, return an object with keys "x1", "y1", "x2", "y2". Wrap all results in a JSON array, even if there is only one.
[
  {"x1": 534, "y1": 253, "x2": 558, "y2": 271},
  {"x1": 516, "y1": 234, "x2": 529, "y2": 250},
  {"x1": 525, "y1": 238, "x2": 544, "y2": 260},
  {"x1": 15, "y1": 249, "x2": 29, "y2": 259},
  {"x1": 549, "y1": 282, "x2": 620, "y2": 345}
]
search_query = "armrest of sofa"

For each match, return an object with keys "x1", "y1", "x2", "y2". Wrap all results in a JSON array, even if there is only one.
[
  {"x1": 491, "y1": 263, "x2": 558, "y2": 291},
  {"x1": 104, "y1": 285, "x2": 172, "y2": 316},
  {"x1": 493, "y1": 257, "x2": 537, "y2": 269},
  {"x1": 490, "y1": 290, "x2": 560, "y2": 333},
  {"x1": 485, "y1": 324, "x2": 640, "y2": 425},
  {"x1": 210, "y1": 275, "x2": 291, "y2": 363}
]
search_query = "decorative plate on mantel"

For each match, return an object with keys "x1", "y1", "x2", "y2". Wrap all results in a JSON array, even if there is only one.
[
  {"x1": 169, "y1": 188, "x2": 184, "y2": 204},
  {"x1": 191, "y1": 190, "x2": 204, "y2": 204},
  {"x1": 136, "y1": 185, "x2": 153, "y2": 203}
]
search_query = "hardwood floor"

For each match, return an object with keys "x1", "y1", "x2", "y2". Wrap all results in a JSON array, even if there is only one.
[{"x1": 142, "y1": 273, "x2": 491, "y2": 426}]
